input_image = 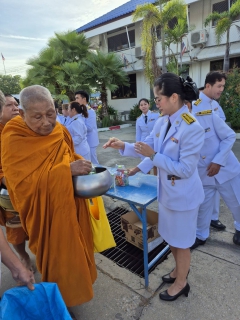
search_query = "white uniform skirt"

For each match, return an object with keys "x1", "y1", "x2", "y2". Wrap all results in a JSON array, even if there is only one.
[{"x1": 158, "y1": 202, "x2": 199, "y2": 249}]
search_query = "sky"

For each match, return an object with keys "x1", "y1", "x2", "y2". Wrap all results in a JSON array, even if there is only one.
[{"x1": 0, "y1": 0, "x2": 129, "y2": 77}]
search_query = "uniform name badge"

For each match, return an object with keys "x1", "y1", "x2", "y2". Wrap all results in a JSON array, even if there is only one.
[
  {"x1": 171, "y1": 137, "x2": 178, "y2": 144},
  {"x1": 205, "y1": 127, "x2": 211, "y2": 132}
]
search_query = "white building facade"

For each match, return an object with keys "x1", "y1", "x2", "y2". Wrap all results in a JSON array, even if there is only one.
[{"x1": 77, "y1": 0, "x2": 240, "y2": 112}]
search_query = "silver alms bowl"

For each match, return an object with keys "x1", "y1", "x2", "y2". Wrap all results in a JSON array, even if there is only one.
[
  {"x1": 0, "y1": 188, "x2": 15, "y2": 211},
  {"x1": 73, "y1": 167, "x2": 112, "y2": 199}
]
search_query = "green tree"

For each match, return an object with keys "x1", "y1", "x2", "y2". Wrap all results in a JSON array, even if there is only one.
[
  {"x1": 165, "y1": 14, "x2": 192, "y2": 75},
  {"x1": 23, "y1": 31, "x2": 91, "y2": 100},
  {"x1": 85, "y1": 50, "x2": 129, "y2": 116},
  {"x1": 159, "y1": 0, "x2": 186, "y2": 73},
  {"x1": 219, "y1": 68, "x2": 240, "y2": 129},
  {"x1": 0, "y1": 75, "x2": 22, "y2": 94},
  {"x1": 132, "y1": 0, "x2": 186, "y2": 85},
  {"x1": 133, "y1": 3, "x2": 162, "y2": 86},
  {"x1": 205, "y1": 0, "x2": 240, "y2": 72}
]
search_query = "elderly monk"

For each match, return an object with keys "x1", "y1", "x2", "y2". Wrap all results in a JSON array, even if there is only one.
[
  {"x1": 0, "y1": 93, "x2": 33, "y2": 271},
  {"x1": 1, "y1": 85, "x2": 97, "y2": 307}
]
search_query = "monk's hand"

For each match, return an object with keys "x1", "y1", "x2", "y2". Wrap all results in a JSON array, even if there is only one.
[
  {"x1": 70, "y1": 159, "x2": 92, "y2": 176},
  {"x1": 207, "y1": 162, "x2": 221, "y2": 177},
  {"x1": 103, "y1": 137, "x2": 125, "y2": 150},
  {"x1": 13, "y1": 266, "x2": 35, "y2": 291},
  {"x1": 128, "y1": 167, "x2": 140, "y2": 176},
  {"x1": 134, "y1": 142, "x2": 154, "y2": 157}
]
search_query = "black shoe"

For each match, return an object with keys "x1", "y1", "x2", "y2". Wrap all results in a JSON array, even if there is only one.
[
  {"x1": 233, "y1": 230, "x2": 240, "y2": 246},
  {"x1": 190, "y1": 238, "x2": 206, "y2": 250},
  {"x1": 159, "y1": 283, "x2": 190, "y2": 301},
  {"x1": 210, "y1": 220, "x2": 226, "y2": 230},
  {"x1": 162, "y1": 270, "x2": 190, "y2": 284}
]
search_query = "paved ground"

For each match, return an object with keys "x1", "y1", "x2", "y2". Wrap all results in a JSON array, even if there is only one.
[{"x1": 1, "y1": 125, "x2": 240, "y2": 320}]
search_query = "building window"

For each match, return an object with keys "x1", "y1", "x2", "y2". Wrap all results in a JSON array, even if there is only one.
[
  {"x1": 210, "y1": 57, "x2": 240, "y2": 70},
  {"x1": 212, "y1": 0, "x2": 239, "y2": 26},
  {"x1": 111, "y1": 74, "x2": 137, "y2": 99},
  {"x1": 108, "y1": 30, "x2": 135, "y2": 52}
]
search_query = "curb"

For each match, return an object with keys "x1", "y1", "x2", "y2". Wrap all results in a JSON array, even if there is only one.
[
  {"x1": 236, "y1": 133, "x2": 240, "y2": 140},
  {"x1": 97, "y1": 123, "x2": 132, "y2": 132}
]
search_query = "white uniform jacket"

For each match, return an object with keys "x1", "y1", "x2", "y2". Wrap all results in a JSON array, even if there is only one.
[
  {"x1": 191, "y1": 107, "x2": 240, "y2": 185},
  {"x1": 67, "y1": 115, "x2": 90, "y2": 159},
  {"x1": 122, "y1": 106, "x2": 205, "y2": 211},
  {"x1": 136, "y1": 110, "x2": 160, "y2": 142},
  {"x1": 84, "y1": 107, "x2": 99, "y2": 148},
  {"x1": 59, "y1": 115, "x2": 71, "y2": 126},
  {"x1": 192, "y1": 91, "x2": 226, "y2": 120}
]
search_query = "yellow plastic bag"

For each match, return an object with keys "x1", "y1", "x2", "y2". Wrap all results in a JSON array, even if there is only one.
[{"x1": 88, "y1": 197, "x2": 116, "y2": 253}]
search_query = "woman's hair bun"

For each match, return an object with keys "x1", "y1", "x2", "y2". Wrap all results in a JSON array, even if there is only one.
[{"x1": 180, "y1": 76, "x2": 199, "y2": 101}]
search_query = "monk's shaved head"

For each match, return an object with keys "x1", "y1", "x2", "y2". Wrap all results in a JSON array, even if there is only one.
[
  {"x1": 20, "y1": 85, "x2": 54, "y2": 111},
  {"x1": 0, "y1": 90, "x2": 6, "y2": 113}
]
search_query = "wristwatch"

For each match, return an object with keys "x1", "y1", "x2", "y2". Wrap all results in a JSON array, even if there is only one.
[{"x1": 150, "y1": 152, "x2": 157, "y2": 161}]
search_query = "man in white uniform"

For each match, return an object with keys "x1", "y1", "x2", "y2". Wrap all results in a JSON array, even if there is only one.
[
  {"x1": 197, "y1": 83, "x2": 226, "y2": 230},
  {"x1": 191, "y1": 72, "x2": 240, "y2": 248},
  {"x1": 75, "y1": 91, "x2": 99, "y2": 164}
]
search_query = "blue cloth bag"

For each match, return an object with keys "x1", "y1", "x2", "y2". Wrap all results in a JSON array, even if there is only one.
[{"x1": 0, "y1": 282, "x2": 72, "y2": 320}]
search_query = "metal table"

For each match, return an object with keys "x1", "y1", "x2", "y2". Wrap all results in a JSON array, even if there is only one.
[{"x1": 105, "y1": 171, "x2": 170, "y2": 287}]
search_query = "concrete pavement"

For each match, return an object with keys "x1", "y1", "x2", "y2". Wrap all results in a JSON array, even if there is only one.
[{"x1": 1, "y1": 125, "x2": 240, "y2": 320}]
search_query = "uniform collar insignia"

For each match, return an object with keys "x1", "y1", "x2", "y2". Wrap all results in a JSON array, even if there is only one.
[{"x1": 194, "y1": 98, "x2": 202, "y2": 106}]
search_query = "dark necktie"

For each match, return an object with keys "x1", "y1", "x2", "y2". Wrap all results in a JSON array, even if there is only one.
[
  {"x1": 164, "y1": 119, "x2": 171, "y2": 138},
  {"x1": 145, "y1": 115, "x2": 148, "y2": 124}
]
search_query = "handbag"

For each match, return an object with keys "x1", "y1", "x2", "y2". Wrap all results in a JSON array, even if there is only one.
[{"x1": 88, "y1": 196, "x2": 116, "y2": 253}]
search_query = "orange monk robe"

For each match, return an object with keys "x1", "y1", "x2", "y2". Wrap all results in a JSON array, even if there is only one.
[
  {"x1": 0, "y1": 122, "x2": 28, "y2": 245},
  {"x1": 2, "y1": 116, "x2": 97, "y2": 307}
]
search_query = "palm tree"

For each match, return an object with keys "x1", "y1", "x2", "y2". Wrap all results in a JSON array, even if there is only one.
[
  {"x1": 48, "y1": 31, "x2": 90, "y2": 63},
  {"x1": 133, "y1": 3, "x2": 162, "y2": 86},
  {"x1": 23, "y1": 31, "x2": 92, "y2": 100},
  {"x1": 205, "y1": 0, "x2": 240, "y2": 72},
  {"x1": 132, "y1": 0, "x2": 186, "y2": 85},
  {"x1": 85, "y1": 51, "x2": 129, "y2": 116},
  {"x1": 165, "y1": 14, "x2": 192, "y2": 74},
  {"x1": 54, "y1": 61, "x2": 91, "y2": 100}
]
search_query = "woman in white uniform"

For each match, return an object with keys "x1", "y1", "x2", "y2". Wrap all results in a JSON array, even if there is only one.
[
  {"x1": 103, "y1": 74, "x2": 205, "y2": 301},
  {"x1": 136, "y1": 98, "x2": 159, "y2": 142},
  {"x1": 67, "y1": 102, "x2": 91, "y2": 160}
]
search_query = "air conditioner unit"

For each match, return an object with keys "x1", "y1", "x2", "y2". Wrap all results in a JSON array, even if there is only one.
[
  {"x1": 191, "y1": 29, "x2": 208, "y2": 46},
  {"x1": 135, "y1": 46, "x2": 143, "y2": 59}
]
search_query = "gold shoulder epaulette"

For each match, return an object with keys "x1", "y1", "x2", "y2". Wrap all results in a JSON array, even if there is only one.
[
  {"x1": 181, "y1": 113, "x2": 196, "y2": 124},
  {"x1": 159, "y1": 113, "x2": 163, "y2": 117},
  {"x1": 194, "y1": 99, "x2": 202, "y2": 106},
  {"x1": 195, "y1": 110, "x2": 212, "y2": 116},
  {"x1": 87, "y1": 106, "x2": 91, "y2": 110}
]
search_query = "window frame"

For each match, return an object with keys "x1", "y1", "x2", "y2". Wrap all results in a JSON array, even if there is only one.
[
  {"x1": 111, "y1": 73, "x2": 137, "y2": 100},
  {"x1": 107, "y1": 29, "x2": 135, "y2": 53}
]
